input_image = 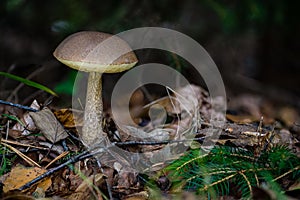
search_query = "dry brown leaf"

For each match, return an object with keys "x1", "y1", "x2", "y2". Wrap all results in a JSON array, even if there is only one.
[
  {"x1": 3, "y1": 165, "x2": 51, "y2": 193},
  {"x1": 66, "y1": 173, "x2": 104, "y2": 200},
  {"x1": 29, "y1": 107, "x2": 68, "y2": 143},
  {"x1": 11, "y1": 100, "x2": 40, "y2": 136},
  {"x1": 54, "y1": 108, "x2": 84, "y2": 128}
]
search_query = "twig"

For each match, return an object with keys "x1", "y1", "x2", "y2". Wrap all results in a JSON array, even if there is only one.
[
  {"x1": 18, "y1": 149, "x2": 91, "y2": 191},
  {"x1": 45, "y1": 151, "x2": 69, "y2": 169},
  {"x1": 96, "y1": 159, "x2": 113, "y2": 200},
  {"x1": 0, "y1": 99, "x2": 38, "y2": 112},
  {"x1": 273, "y1": 165, "x2": 300, "y2": 181},
  {"x1": 1, "y1": 138, "x2": 49, "y2": 150},
  {"x1": 1, "y1": 142, "x2": 41, "y2": 167}
]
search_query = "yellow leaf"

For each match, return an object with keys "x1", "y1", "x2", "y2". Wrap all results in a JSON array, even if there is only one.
[{"x1": 3, "y1": 165, "x2": 51, "y2": 193}]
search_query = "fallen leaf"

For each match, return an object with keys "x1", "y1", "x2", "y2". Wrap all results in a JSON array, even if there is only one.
[
  {"x1": 3, "y1": 165, "x2": 51, "y2": 193},
  {"x1": 11, "y1": 100, "x2": 40, "y2": 136},
  {"x1": 54, "y1": 108, "x2": 83, "y2": 128},
  {"x1": 66, "y1": 173, "x2": 104, "y2": 200},
  {"x1": 29, "y1": 107, "x2": 68, "y2": 143}
]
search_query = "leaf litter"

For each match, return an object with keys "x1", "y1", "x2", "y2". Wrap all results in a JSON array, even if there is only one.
[{"x1": 0, "y1": 84, "x2": 299, "y2": 199}]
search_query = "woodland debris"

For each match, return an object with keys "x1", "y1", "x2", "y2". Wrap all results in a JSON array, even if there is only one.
[
  {"x1": 2, "y1": 165, "x2": 51, "y2": 193},
  {"x1": 30, "y1": 107, "x2": 68, "y2": 143}
]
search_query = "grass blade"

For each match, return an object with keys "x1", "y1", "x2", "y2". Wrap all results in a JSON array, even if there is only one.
[{"x1": 0, "y1": 72, "x2": 58, "y2": 96}]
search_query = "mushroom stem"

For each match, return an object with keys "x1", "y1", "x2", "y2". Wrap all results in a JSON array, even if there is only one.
[{"x1": 82, "y1": 72, "x2": 106, "y2": 146}]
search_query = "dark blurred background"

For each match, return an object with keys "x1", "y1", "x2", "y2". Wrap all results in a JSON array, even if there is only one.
[{"x1": 0, "y1": 0, "x2": 299, "y2": 109}]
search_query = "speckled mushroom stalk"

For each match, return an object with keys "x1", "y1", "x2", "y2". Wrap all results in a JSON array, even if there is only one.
[
  {"x1": 82, "y1": 72, "x2": 105, "y2": 146},
  {"x1": 53, "y1": 31, "x2": 137, "y2": 147}
]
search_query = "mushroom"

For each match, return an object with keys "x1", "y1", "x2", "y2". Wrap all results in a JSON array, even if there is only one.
[{"x1": 53, "y1": 31, "x2": 138, "y2": 147}]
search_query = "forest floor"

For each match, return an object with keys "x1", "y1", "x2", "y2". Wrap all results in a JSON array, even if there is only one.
[{"x1": 0, "y1": 83, "x2": 299, "y2": 200}]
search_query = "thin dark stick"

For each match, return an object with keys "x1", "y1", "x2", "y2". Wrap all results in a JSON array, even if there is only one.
[
  {"x1": 18, "y1": 149, "x2": 90, "y2": 191},
  {"x1": 96, "y1": 159, "x2": 113, "y2": 200},
  {"x1": 0, "y1": 99, "x2": 38, "y2": 112}
]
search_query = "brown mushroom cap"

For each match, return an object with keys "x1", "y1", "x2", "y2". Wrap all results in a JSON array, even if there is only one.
[{"x1": 53, "y1": 31, "x2": 138, "y2": 73}]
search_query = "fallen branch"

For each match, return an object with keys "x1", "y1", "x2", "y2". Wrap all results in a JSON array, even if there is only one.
[
  {"x1": 18, "y1": 149, "x2": 91, "y2": 191},
  {"x1": 0, "y1": 99, "x2": 38, "y2": 112}
]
